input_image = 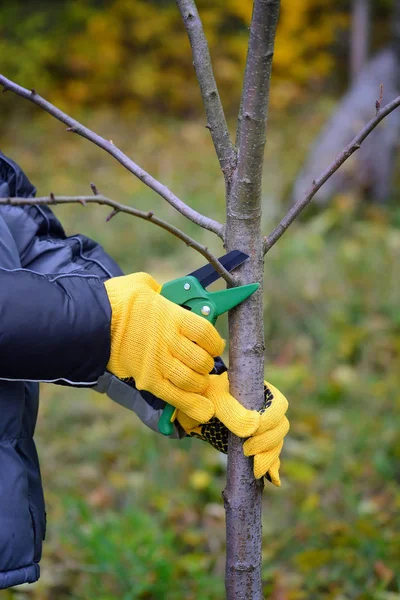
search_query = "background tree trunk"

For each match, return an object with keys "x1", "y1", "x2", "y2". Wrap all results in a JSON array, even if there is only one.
[
  {"x1": 351, "y1": 0, "x2": 370, "y2": 81},
  {"x1": 393, "y1": 0, "x2": 400, "y2": 83},
  {"x1": 292, "y1": 49, "x2": 400, "y2": 205},
  {"x1": 292, "y1": 0, "x2": 400, "y2": 206}
]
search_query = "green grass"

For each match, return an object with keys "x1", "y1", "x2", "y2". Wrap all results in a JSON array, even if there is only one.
[{"x1": 3, "y1": 104, "x2": 400, "y2": 599}]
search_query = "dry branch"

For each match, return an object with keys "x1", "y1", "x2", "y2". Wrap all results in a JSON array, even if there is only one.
[
  {"x1": 1, "y1": 194, "x2": 235, "y2": 285},
  {"x1": 264, "y1": 94, "x2": 400, "y2": 254},
  {"x1": 176, "y1": 0, "x2": 237, "y2": 183},
  {"x1": 0, "y1": 74, "x2": 224, "y2": 238}
]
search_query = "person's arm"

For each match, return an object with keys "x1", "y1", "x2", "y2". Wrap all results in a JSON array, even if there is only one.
[
  {"x1": 0, "y1": 202, "x2": 123, "y2": 281},
  {"x1": 0, "y1": 153, "x2": 262, "y2": 439},
  {"x1": 0, "y1": 268, "x2": 111, "y2": 384},
  {"x1": 0, "y1": 150, "x2": 123, "y2": 281},
  {"x1": 93, "y1": 372, "x2": 183, "y2": 438},
  {"x1": 0, "y1": 152, "x2": 167, "y2": 428}
]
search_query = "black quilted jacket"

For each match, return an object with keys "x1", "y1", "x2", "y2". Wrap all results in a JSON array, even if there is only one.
[
  {"x1": 0, "y1": 152, "x2": 122, "y2": 589},
  {"x1": 0, "y1": 151, "x2": 189, "y2": 590}
]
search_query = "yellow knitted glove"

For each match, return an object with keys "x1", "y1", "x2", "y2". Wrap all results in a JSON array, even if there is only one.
[
  {"x1": 176, "y1": 375, "x2": 289, "y2": 485},
  {"x1": 242, "y1": 382, "x2": 289, "y2": 483},
  {"x1": 104, "y1": 273, "x2": 224, "y2": 422},
  {"x1": 199, "y1": 372, "x2": 261, "y2": 438}
]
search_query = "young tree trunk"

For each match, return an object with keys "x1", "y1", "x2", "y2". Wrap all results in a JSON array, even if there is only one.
[{"x1": 223, "y1": 1, "x2": 280, "y2": 598}]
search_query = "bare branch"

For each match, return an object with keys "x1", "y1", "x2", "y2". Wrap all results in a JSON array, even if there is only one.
[
  {"x1": 1, "y1": 194, "x2": 235, "y2": 285},
  {"x1": 0, "y1": 74, "x2": 224, "y2": 239},
  {"x1": 234, "y1": 0, "x2": 280, "y2": 194},
  {"x1": 264, "y1": 94, "x2": 400, "y2": 254},
  {"x1": 90, "y1": 182, "x2": 99, "y2": 196},
  {"x1": 176, "y1": 0, "x2": 237, "y2": 183}
]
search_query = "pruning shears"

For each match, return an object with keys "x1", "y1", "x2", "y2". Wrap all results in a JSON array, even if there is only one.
[{"x1": 158, "y1": 250, "x2": 259, "y2": 436}]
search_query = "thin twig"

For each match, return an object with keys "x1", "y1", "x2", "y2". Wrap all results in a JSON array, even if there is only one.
[
  {"x1": 0, "y1": 74, "x2": 224, "y2": 239},
  {"x1": 263, "y1": 94, "x2": 400, "y2": 254},
  {"x1": 375, "y1": 83, "x2": 384, "y2": 115},
  {"x1": 1, "y1": 194, "x2": 235, "y2": 285},
  {"x1": 176, "y1": 0, "x2": 237, "y2": 183}
]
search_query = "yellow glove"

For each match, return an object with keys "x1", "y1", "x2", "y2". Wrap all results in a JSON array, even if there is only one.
[
  {"x1": 242, "y1": 382, "x2": 289, "y2": 483},
  {"x1": 105, "y1": 273, "x2": 224, "y2": 422},
  {"x1": 194, "y1": 372, "x2": 262, "y2": 438},
  {"x1": 176, "y1": 374, "x2": 289, "y2": 485}
]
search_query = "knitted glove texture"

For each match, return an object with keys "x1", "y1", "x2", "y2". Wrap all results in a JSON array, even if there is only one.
[
  {"x1": 105, "y1": 272, "x2": 224, "y2": 423},
  {"x1": 176, "y1": 375, "x2": 289, "y2": 485}
]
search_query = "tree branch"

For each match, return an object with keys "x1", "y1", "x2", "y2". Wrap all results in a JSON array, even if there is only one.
[
  {"x1": 176, "y1": 0, "x2": 237, "y2": 184},
  {"x1": 1, "y1": 194, "x2": 235, "y2": 285},
  {"x1": 0, "y1": 74, "x2": 224, "y2": 239},
  {"x1": 263, "y1": 94, "x2": 400, "y2": 254},
  {"x1": 231, "y1": 0, "x2": 280, "y2": 216}
]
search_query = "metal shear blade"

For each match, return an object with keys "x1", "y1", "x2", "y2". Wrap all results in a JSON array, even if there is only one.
[{"x1": 188, "y1": 250, "x2": 249, "y2": 288}]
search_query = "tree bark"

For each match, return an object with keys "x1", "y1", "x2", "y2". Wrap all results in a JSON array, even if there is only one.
[{"x1": 224, "y1": 1, "x2": 280, "y2": 598}]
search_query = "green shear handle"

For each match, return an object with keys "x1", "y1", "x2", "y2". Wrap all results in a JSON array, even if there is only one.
[{"x1": 158, "y1": 274, "x2": 258, "y2": 436}]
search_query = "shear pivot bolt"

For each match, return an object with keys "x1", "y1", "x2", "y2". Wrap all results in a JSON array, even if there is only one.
[
  {"x1": 184, "y1": 283, "x2": 191, "y2": 290},
  {"x1": 201, "y1": 305, "x2": 211, "y2": 316}
]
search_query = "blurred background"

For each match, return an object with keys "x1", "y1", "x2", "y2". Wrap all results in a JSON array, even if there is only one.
[{"x1": 2, "y1": 0, "x2": 400, "y2": 598}]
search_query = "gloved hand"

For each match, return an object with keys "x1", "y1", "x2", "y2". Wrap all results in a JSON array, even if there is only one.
[
  {"x1": 191, "y1": 371, "x2": 264, "y2": 438},
  {"x1": 176, "y1": 373, "x2": 289, "y2": 485},
  {"x1": 104, "y1": 272, "x2": 224, "y2": 422}
]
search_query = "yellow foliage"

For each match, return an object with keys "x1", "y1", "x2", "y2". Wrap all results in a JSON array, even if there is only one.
[
  {"x1": 189, "y1": 470, "x2": 212, "y2": 490},
  {"x1": 294, "y1": 548, "x2": 332, "y2": 572},
  {"x1": 271, "y1": 0, "x2": 348, "y2": 107},
  {"x1": 0, "y1": 0, "x2": 348, "y2": 115}
]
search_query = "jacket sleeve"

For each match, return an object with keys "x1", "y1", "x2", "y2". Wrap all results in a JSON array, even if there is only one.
[
  {"x1": 93, "y1": 372, "x2": 185, "y2": 439},
  {"x1": 0, "y1": 268, "x2": 111, "y2": 384},
  {"x1": 0, "y1": 202, "x2": 123, "y2": 281},
  {"x1": 0, "y1": 150, "x2": 123, "y2": 281},
  {"x1": 0, "y1": 152, "x2": 163, "y2": 428}
]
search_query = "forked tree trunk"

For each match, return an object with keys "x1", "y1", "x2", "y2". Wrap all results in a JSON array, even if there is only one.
[{"x1": 224, "y1": 2, "x2": 280, "y2": 598}]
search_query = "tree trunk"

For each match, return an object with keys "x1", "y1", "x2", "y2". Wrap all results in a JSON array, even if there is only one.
[
  {"x1": 292, "y1": 49, "x2": 400, "y2": 206},
  {"x1": 223, "y1": 1, "x2": 280, "y2": 598},
  {"x1": 393, "y1": 0, "x2": 400, "y2": 85},
  {"x1": 350, "y1": 0, "x2": 370, "y2": 81}
]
